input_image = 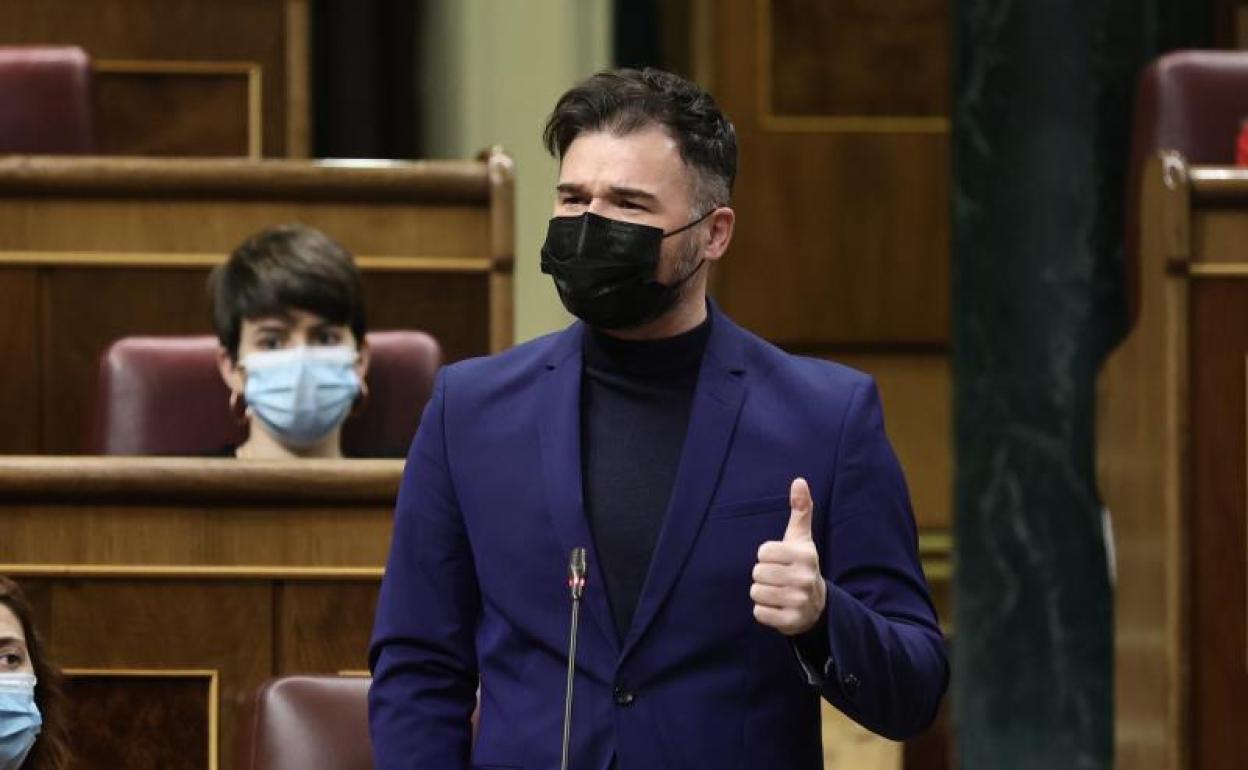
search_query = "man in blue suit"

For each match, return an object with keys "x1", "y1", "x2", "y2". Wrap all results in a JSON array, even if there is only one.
[{"x1": 369, "y1": 68, "x2": 947, "y2": 769}]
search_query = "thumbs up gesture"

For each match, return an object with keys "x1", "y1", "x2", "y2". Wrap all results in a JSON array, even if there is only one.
[{"x1": 751, "y1": 478, "x2": 827, "y2": 636}]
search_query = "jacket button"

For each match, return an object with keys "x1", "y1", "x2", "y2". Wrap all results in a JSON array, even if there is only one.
[
  {"x1": 842, "y1": 673, "x2": 860, "y2": 697},
  {"x1": 613, "y1": 686, "x2": 635, "y2": 706}
]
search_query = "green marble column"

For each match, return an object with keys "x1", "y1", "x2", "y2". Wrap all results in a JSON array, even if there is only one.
[{"x1": 952, "y1": 2, "x2": 1208, "y2": 768}]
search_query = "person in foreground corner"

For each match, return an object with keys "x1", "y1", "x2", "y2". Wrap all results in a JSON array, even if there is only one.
[{"x1": 369, "y1": 67, "x2": 948, "y2": 769}]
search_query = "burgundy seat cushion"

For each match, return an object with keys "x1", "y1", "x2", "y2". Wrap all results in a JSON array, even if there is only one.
[
  {"x1": 1124, "y1": 50, "x2": 1248, "y2": 325},
  {"x1": 235, "y1": 675, "x2": 372, "y2": 770},
  {"x1": 0, "y1": 45, "x2": 94, "y2": 153},
  {"x1": 88, "y1": 331, "x2": 441, "y2": 456}
]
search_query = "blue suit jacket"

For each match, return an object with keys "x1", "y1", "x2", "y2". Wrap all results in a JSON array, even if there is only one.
[{"x1": 369, "y1": 305, "x2": 947, "y2": 769}]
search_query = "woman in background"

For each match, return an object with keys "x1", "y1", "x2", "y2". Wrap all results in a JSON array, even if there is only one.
[
  {"x1": 210, "y1": 224, "x2": 371, "y2": 459},
  {"x1": 0, "y1": 576, "x2": 70, "y2": 770}
]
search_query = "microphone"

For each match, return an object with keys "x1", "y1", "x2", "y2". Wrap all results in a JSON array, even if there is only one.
[{"x1": 561, "y1": 547, "x2": 587, "y2": 770}]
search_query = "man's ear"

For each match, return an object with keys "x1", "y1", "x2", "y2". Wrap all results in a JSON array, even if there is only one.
[
  {"x1": 702, "y1": 206, "x2": 736, "y2": 263},
  {"x1": 216, "y1": 346, "x2": 243, "y2": 394}
]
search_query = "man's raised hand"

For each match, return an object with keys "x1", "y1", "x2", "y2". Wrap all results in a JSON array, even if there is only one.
[{"x1": 750, "y1": 478, "x2": 826, "y2": 636}]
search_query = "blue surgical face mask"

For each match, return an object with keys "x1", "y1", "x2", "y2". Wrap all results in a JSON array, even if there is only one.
[
  {"x1": 0, "y1": 673, "x2": 40, "y2": 770},
  {"x1": 242, "y1": 345, "x2": 361, "y2": 448}
]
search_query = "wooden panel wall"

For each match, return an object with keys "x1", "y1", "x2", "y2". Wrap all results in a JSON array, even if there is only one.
[
  {"x1": 694, "y1": 0, "x2": 952, "y2": 529},
  {"x1": 94, "y1": 62, "x2": 259, "y2": 157},
  {"x1": 64, "y1": 670, "x2": 217, "y2": 770},
  {"x1": 0, "y1": 0, "x2": 307, "y2": 156},
  {"x1": 702, "y1": 0, "x2": 950, "y2": 347},
  {"x1": 0, "y1": 457, "x2": 397, "y2": 770},
  {"x1": 0, "y1": 154, "x2": 514, "y2": 454}
]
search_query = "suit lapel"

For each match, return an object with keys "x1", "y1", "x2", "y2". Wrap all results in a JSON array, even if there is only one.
[
  {"x1": 620, "y1": 307, "x2": 748, "y2": 660},
  {"x1": 537, "y1": 324, "x2": 621, "y2": 656}
]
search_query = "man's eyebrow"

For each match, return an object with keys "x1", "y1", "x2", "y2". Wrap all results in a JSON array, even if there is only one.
[
  {"x1": 555, "y1": 183, "x2": 659, "y2": 202},
  {"x1": 608, "y1": 186, "x2": 659, "y2": 202}
]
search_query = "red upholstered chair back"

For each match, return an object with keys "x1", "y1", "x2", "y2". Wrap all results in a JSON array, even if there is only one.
[
  {"x1": 1130, "y1": 50, "x2": 1248, "y2": 168},
  {"x1": 235, "y1": 675, "x2": 372, "y2": 770},
  {"x1": 1125, "y1": 50, "x2": 1248, "y2": 324},
  {"x1": 88, "y1": 331, "x2": 441, "y2": 456},
  {"x1": 0, "y1": 45, "x2": 94, "y2": 153}
]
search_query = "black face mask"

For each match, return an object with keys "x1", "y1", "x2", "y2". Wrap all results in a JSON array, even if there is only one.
[{"x1": 540, "y1": 210, "x2": 713, "y2": 330}]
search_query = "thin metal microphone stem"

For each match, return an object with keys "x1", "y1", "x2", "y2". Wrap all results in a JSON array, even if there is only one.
[
  {"x1": 561, "y1": 593, "x2": 581, "y2": 770},
  {"x1": 561, "y1": 547, "x2": 587, "y2": 770}
]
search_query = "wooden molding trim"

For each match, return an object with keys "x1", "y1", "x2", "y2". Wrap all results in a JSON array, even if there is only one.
[
  {"x1": 0, "y1": 251, "x2": 493, "y2": 273},
  {"x1": 285, "y1": 0, "x2": 312, "y2": 157},
  {"x1": 1187, "y1": 263, "x2": 1248, "y2": 278},
  {"x1": 482, "y1": 146, "x2": 517, "y2": 351},
  {"x1": 63, "y1": 668, "x2": 220, "y2": 770},
  {"x1": 919, "y1": 530, "x2": 952, "y2": 582},
  {"x1": 2, "y1": 564, "x2": 384, "y2": 580},
  {"x1": 0, "y1": 456, "x2": 402, "y2": 503},
  {"x1": 0, "y1": 156, "x2": 491, "y2": 202},
  {"x1": 95, "y1": 59, "x2": 258, "y2": 76},
  {"x1": 1189, "y1": 166, "x2": 1248, "y2": 200}
]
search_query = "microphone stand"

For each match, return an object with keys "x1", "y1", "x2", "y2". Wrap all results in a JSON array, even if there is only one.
[{"x1": 561, "y1": 547, "x2": 587, "y2": 770}]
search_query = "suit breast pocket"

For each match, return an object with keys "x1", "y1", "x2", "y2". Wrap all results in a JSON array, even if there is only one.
[{"x1": 706, "y1": 494, "x2": 790, "y2": 520}]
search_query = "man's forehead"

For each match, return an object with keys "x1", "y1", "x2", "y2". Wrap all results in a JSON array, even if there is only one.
[{"x1": 558, "y1": 127, "x2": 689, "y2": 191}]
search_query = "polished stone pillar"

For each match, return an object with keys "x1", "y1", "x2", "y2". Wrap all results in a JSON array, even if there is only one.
[{"x1": 951, "y1": 1, "x2": 1208, "y2": 768}]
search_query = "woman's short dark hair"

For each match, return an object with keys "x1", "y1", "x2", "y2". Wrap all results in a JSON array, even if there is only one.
[
  {"x1": 209, "y1": 224, "x2": 367, "y2": 360},
  {"x1": 542, "y1": 67, "x2": 737, "y2": 211},
  {"x1": 0, "y1": 576, "x2": 71, "y2": 770}
]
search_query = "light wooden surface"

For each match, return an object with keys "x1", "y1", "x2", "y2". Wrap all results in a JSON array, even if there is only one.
[
  {"x1": 0, "y1": 153, "x2": 514, "y2": 453},
  {"x1": 1098, "y1": 153, "x2": 1248, "y2": 769},
  {"x1": 1098, "y1": 150, "x2": 1191, "y2": 770},
  {"x1": 822, "y1": 703, "x2": 902, "y2": 770}
]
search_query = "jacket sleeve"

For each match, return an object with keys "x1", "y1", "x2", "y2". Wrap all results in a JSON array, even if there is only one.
[
  {"x1": 369, "y1": 370, "x2": 479, "y2": 769},
  {"x1": 804, "y1": 377, "x2": 949, "y2": 740}
]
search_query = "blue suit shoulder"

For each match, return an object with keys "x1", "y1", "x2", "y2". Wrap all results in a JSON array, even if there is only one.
[
  {"x1": 437, "y1": 326, "x2": 573, "y2": 404},
  {"x1": 729, "y1": 320, "x2": 874, "y2": 403}
]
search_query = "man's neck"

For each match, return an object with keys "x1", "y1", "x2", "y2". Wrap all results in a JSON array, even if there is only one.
[{"x1": 597, "y1": 291, "x2": 708, "y2": 342}]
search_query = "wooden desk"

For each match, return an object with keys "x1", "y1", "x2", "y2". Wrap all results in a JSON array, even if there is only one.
[
  {"x1": 0, "y1": 153, "x2": 514, "y2": 454},
  {"x1": 1099, "y1": 152, "x2": 1248, "y2": 770},
  {"x1": 0, "y1": 456, "x2": 400, "y2": 770}
]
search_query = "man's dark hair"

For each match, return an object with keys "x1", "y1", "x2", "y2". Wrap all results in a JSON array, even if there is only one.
[
  {"x1": 209, "y1": 224, "x2": 367, "y2": 360},
  {"x1": 543, "y1": 67, "x2": 737, "y2": 211}
]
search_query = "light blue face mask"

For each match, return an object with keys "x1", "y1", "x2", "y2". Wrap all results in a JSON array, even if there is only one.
[
  {"x1": 242, "y1": 345, "x2": 361, "y2": 448},
  {"x1": 0, "y1": 673, "x2": 40, "y2": 770}
]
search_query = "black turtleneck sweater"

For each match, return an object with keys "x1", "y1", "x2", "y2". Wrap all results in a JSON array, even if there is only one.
[{"x1": 581, "y1": 316, "x2": 712, "y2": 640}]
